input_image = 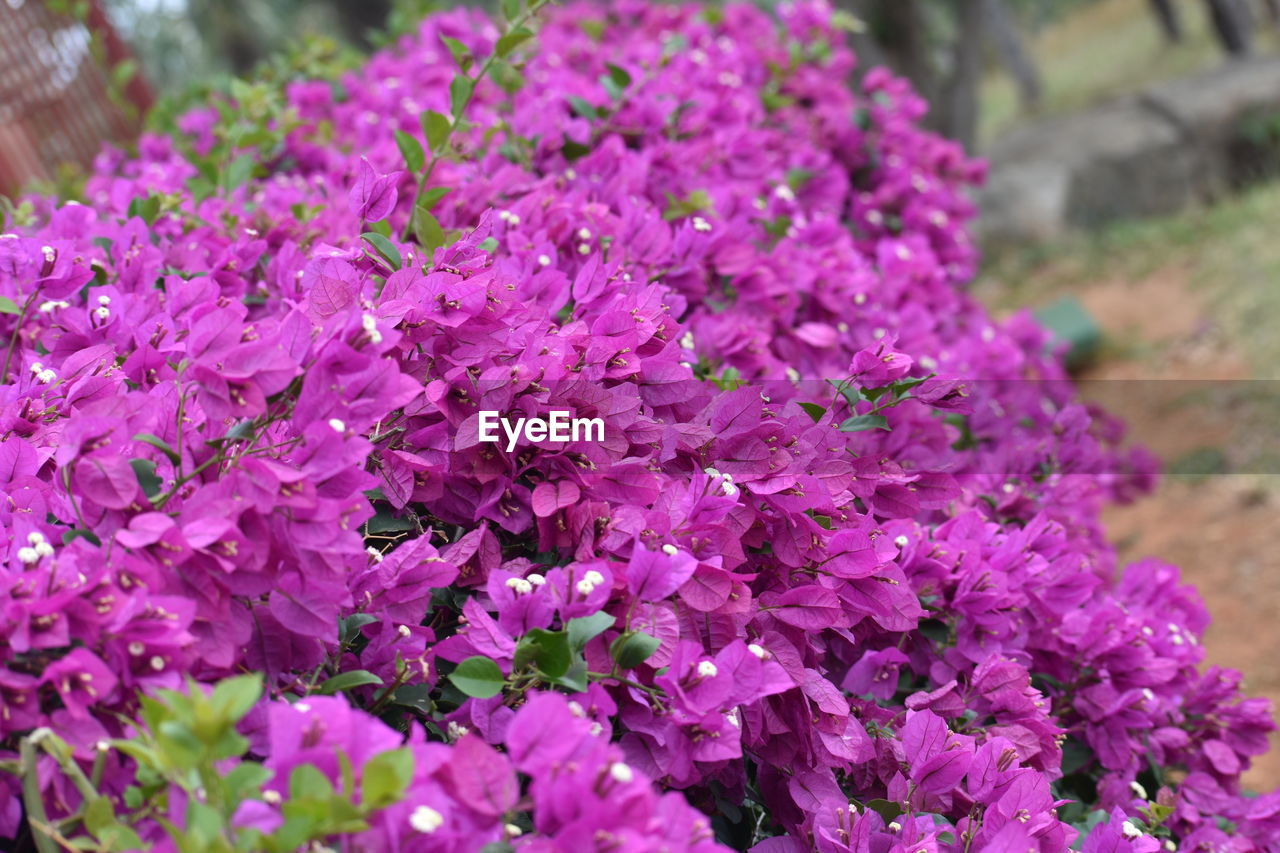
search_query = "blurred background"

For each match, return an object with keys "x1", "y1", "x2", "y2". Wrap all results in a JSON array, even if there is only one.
[{"x1": 4, "y1": 0, "x2": 1280, "y2": 788}]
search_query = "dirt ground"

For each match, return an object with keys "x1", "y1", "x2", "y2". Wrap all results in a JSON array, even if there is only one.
[{"x1": 1037, "y1": 269, "x2": 1280, "y2": 791}]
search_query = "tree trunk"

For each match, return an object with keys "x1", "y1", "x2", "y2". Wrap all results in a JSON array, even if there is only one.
[
  {"x1": 939, "y1": 0, "x2": 984, "y2": 151},
  {"x1": 983, "y1": 0, "x2": 1041, "y2": 110},
  {"x1": 1205, "y1": 0, "x2": 1252, "y2": 55},
  {"x1": 1148, "y1": 0, "x2": 1183, "y2": 42}
]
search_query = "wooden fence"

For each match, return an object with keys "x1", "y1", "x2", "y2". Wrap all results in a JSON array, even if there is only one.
[{"x1": 0, "y1": 0, "x2": 151, "y2": 197}]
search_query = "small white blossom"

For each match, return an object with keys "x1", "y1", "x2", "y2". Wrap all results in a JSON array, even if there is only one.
[
  {"x1": 27, "y1": 532, "x2": 45, "y2": 545},
  {"x1": 577, "y1": 243, "x2": 591, "y2": 255},
  {"x1": 1130, "y1": 780, "x2": 1148, "y2": 799},
  {"x1": 505, "y1": 824, "x2": 523, "y2": 838},
  {"x1": 128, "y1": 642, "x2": 145, "y2": 656},
  {"x1": 1121, "y1": 821, "x2": 1142, "y2": 839},
  {"x1": 447, "y1": 721, "x2": 469, "y2": 740},
  {"x1": 887, "y1": 821, "x2": 902, "y2": 832},
  {"x1": 609, "y1": 762, "x2": 633, "y2": 784},
  {"x1": 680, "y1": 331, "x2": 696, "y2": 350},
  {"x1": 568, "y1": 700, "x2": 586, "y2": 717},
  {"x1": 410, "y1": 806, "x2": 444, "y2": 834},
  {"x1": 36, "y1": 368, "x2": 57, "y2": 384},
  {"x1": 691, "y1": 216, "x2": 712, "y2": 232},
  {"x1": 894, "y1": 535, "x2": 910, "y2": 548},
  {"x1": 576, "y1": 579, "x2": 596, "y2": 596},
  {"x1": 39, "y1": 300, "x2": 69, "y2": 313},
  {"x1": 150, "y1": 656, "x2": 166, "y2": 671},
  {"x1": 537, "y1": 254, "x2": 552, "y2": 267},
  {"x1": 262, "y1": 790, "x2": 282, "y2": 805},
  {"x1": 366, "y1": 546, "x2": 383, "y2": 563},
  {"x1": 577, "y1": 227, "x2": 592, "y2": 240},
  {"x1": 506, "y1": 577, "x2": 534, "y2": 595},
  {"x1": 328, "y1": 418, "x2": 346, "y2": 433},
  {"x1": 583, "y1": 570, "x2": 605, "y2": 586},
  {"x1": 774, "y1": 185, "x2": 795, "y2": 202},
  {"x1": 747, "y1": 643, "x2": 767, "y2": 659},
  {"x1": 661, "y1": 544, "x2": 679, "y2": 556},
  {"x1": 17, "y1": 547, "x2": 40, "y2": 565},
  {"x1": 95, "y1": 306, "x2": 111, "y2": 320},
  {"x1": 34, "y1": 540, "x2": 53, "y2": 559},
  {"x1": 97, "y1": 294, "x2": 111, "y2": 306},
  {"x1": 526, "y1": 573, "x2": 546, "y2": 586},
  {"x1": 41, "y1": 246, "x2": 55, "y2": 263},
  {"x1": 697, "y1": 660, "x2": 718, "y2": 678},
  {"x1": 397, "y1": 624, "x2": 412, "y2": 638}
]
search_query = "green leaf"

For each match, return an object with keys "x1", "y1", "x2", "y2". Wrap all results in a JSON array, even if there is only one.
[
  {"x1": 662, "y1": 188, "x2": 713, "y2": 221},
  {"x1": 361, "y1": 231, "x2": 402, "y2": 271},
  {"x1": 440, "y1": 36, "x2": 473, "y2": 71},
  {"x1": 514, "y1": 628, "x2": 572, "y2": 679},
  {"x1": 600, "y1": 63, "x2": 632, "y2": 100},
  {"x1": 798, "y1": 402, "x2": 826, "y2": 423},
  {"x1": 478, "y1": 236, "x2": 499, "y2": 253},
  {"x1": 449, "y1": 656, "x2": 506, "y2": 698},
  {"x1": 290, "y1": 763, "x2": 334, "y2": 800},
  {"x1": 838, "y1": 413, "x2": 889, "y2": 433},
  {"x1": 316, "y1": 670, "x2": 384, "y2": 696},
  {"x1": 129, "y1": 458, "x2": 162, "y2": 499},
  {"x1": 339, "y1": 613, "x2": 378, "y2": 644},
  {"x1": 420, "y1": 186, "x2": 453, "y2": 210},
  {"x1": 133, "y1": 432, "x2": 180, "y2": 464},
  {"x1": 567, "y1": 95, "x2": 599, "y2": 120},
  {"x1": 450, "y1": 76, "x2": 475, "y2": 121},
  {"x1": 394, "y1": 129, "x2": 425, "y2": 173},
  {"x1": 865, "y1": 798, "x2": 904, "y2": 823},
  {"x1": 411, "y1": 206, "x2": 446, "y2": 253},
  {"x1": 224, "y1": 762, "x2": 272, "y2": 802},
  {"x1": 210, "y1": 673, "x2": 263, "y2": 722},
  {"x1": 496, "y1": 27, "x2": 533, "y2": 58},
  {"x1": 222, "y1": 153, "x2": 255, "y2": 192},
  {"x1": 362, "y1": 748, "x2": 414, "y2": 808},
  {"x1": 63, "y1": 528, "x2": 102, "y2": 547},
  {"x1": 562, "y1": 137, "x2": 592, "y2": 160},
  {"x1": 567, "y1": 611, "x2": 615, "y2": 651},
  {"x1": 0, "y1": 296, "x2": 21, "y2": 315},
  {"x1": 610, "y1": 631, "x2": 660, "y2": 669},
  {"x1": 552, "y1": 658, "x2": 590, "y2": 693},
  {"x1": 501, "y1": 0, "x2": 520, "y2": 20},
  {"x1": 421, "y1": 109, "x2": 452, "y2": 152},
  {"x1": 127, "y1": 194, "x2": 161, "y2": 225}
]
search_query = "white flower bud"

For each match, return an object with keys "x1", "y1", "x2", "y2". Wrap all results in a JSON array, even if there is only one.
[
  {"x1": 328, "y1": 418, "x2": 346, "y2": 432},
  {"x1": 692, "y1": 216, "x2": 712, "y2": 232},
  {"x1": 661, "y1": 544, "x2": 678, "y2": 556},
  {"x1": 894, "y1": 535, "x2": 910, "y2": 548},
  {"x1": 747, "y1": 643, "x2": 767, "y2": 659},
  {"x1": 576, "y1": 579, "x2": 595, "y2": 596},
  {"x1": 526, "y1": 573, "x2": 546, "y2": 586},
  {"x1": 506, "y1": 577, "x2": 533, "y2": 595},
  {"x1": 16, "y1": 547, "x2": 40, "y2": 564},
  {"x1": 410, "y1": 805, "x2": 444, "y2": 834},
  {"x1": 538, "y1": 254, "x2": 552, "y2": 267},
  {"x1": 583, "y1": 570, "x2": 605, "y2": 586},
  {"x1": 609, "y1": 762, "x2": 633, "y2": 784},
  {"x1": 366, "y1": 546, "x2": 383, "y2": 563},
  {"x1": 97, "y1": 294, "x2": 111, "y2": 306},
  {"x1": 697, "y1": 660, "x2": 718, "y2": 678}
]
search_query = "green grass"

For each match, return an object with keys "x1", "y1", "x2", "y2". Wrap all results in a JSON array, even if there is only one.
[
  {"x1": 979, "y1": 181, "x2": 1280, "y2": 374},
  {"x1": 978, "y1": 0, "x2": 1262, "y2": 145}
]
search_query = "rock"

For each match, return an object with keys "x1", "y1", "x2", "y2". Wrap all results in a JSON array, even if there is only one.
[{"x1": 977, "y1": 57, "x2": 1280, "y2": 244}]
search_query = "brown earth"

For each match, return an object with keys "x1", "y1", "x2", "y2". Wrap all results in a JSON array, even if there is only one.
[{"x1": 1053, "y1": 269, "x2": 1280, "y2": 792}]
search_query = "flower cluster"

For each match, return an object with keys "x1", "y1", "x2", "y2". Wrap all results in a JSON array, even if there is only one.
[{"x1": 1, "y1": 0, "x2": 1274, "y2": 850}]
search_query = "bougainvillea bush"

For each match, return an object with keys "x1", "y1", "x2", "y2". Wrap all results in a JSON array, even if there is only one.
[{"x1": 2, "y1": 0, "x2": 1277, "y2": 849}]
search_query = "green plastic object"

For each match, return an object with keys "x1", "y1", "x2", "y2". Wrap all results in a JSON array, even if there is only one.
[{"x1": 1034, "y1": 295, "x2": 1101, "y2": 371}]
